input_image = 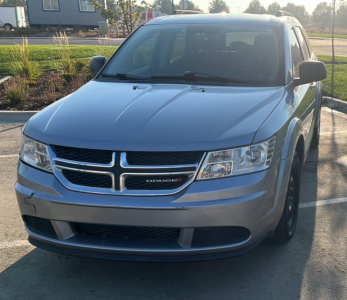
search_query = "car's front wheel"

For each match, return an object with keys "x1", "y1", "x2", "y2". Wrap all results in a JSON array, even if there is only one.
[{"x1": 272, "y1": 152, "x2": 301, "y2": 243}]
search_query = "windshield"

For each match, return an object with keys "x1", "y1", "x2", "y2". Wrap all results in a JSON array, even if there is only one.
[{"x1": 100, "y1": 24, "x2": 284, "y2": 86}]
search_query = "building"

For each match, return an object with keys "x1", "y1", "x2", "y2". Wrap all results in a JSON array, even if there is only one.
[{"x1": 27, "y1": 0, "x2": 107, "y2": 27}]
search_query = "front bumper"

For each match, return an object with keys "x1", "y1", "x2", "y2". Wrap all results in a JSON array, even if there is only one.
[{"x1": 15, "y1": 157, "x2": 291, "y2": 261}]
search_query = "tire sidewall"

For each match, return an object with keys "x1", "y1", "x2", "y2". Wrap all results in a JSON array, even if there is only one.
[
  {"x1": 284, "y1": 153, "x2": 301, "y2": 240},
  {"x1": 316, "y1": 107, "x2": 321, "y2": 144},
  {"x1": 4, "y1": 24, "x2": 12, "y2": 31},
  {"x1": 272, "y1": 152, "x2": 301, "y2": 243}
]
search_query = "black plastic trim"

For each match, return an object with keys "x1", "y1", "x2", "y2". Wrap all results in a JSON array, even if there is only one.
[{"x1": 28, "y1": 233, "x2": 269, "y2": 262}]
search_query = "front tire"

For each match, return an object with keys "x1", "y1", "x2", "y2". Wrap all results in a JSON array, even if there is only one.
[
  {"x1": 272, "y1": 152, "x2": 301, "y2": 243},
  {"x1": 4, "y1": 23, "x2": 13, "y2": 31},
  {"x1": 311, "y1": 107, "x2": 321, "y2": 149}
]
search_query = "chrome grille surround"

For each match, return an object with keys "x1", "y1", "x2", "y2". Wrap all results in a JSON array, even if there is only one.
[{"x1": 48, "y1": 147, "x2": 206, "y2": 196}]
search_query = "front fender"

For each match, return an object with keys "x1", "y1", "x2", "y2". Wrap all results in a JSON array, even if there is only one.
[{"x1": 281, "y1": 117, "x2": 303, "y2": 161}]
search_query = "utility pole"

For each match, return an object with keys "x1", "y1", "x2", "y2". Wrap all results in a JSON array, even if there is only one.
[
  {"x1": 332, "y1": 0, "x2": 336, "y2": 63},
  {"x1": 331, "y1": 0, "x2": 336, "y2": 99},
  {"x1": 172, "y1": 0, "x2": 175, "y2": 14}
]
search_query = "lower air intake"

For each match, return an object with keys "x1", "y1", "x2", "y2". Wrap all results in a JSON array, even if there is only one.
[
  {"x1": 74, "y1": 223, "x2": 180, "y2": 240},
  {"x1": 24, "y1": 215, "x2": 57, "y2": 238},
  {"x1": 192, "y1": 226, "x2": 250, "y2": 247}
]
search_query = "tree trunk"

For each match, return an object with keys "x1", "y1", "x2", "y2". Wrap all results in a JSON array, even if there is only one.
[
  {"x1": 119, "y1": 0, "x2": 130, "y2": 35},
  {"x1": 331, "y1": 0, "x2": 336, "y2": 99}
]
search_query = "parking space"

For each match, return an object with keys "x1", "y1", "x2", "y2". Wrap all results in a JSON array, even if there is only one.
[{"x1": 0, "y1": 108, "x2": 347, "y2": 300}]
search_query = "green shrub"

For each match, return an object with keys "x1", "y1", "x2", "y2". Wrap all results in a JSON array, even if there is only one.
[
  {"x1": 53, "y1": 31, "x2": 74, "y2": 74},
  {"x1": 61, "y1": 73, "x2": 73, "y2": 82},
  {"x1": 11, "y1": 37, "x2": 41, "y2": 79},
  {"x1": 26, "y1": 79, "x2": 37, "y2": 86},
  {"x1": 48, "y1": 75, "x2": 66, "y2": 91},
  {"x1": 74, "y1": 59, "x2": 87, "y2": 72},
  {"x1": 4, "y1": 78, "x2": 29, "y2": 105}
]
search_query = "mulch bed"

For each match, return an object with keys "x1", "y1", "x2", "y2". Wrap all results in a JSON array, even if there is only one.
[{"x1": 0, "y1": 71, "x2": 89, "y2": 111}]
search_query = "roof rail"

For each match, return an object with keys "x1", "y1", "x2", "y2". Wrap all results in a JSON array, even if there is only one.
[
  {"x1": 173, "y1": 9, "x2": 205, "y2": 15},
  {"x1": 275, "y1": 10, "x2": 294, "y2": 18}
]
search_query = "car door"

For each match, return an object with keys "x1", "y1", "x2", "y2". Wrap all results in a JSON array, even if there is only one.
[{"x1": 289, "y1": 26, "x2": 317, "y2": 157}]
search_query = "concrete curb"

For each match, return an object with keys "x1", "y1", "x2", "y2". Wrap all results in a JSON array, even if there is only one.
[
  {"x1": 0, "y1": 76, "x2": 12, "y2": 84},
  {"x1": 322, "y1": 96, "x2": 347, "y2": 114},
  {"x1": 0, "y1": 97, "x2": 346, "y2": 124},
  {"x1": 0, "y1": 111, "x2": 38, "y2": 124}
]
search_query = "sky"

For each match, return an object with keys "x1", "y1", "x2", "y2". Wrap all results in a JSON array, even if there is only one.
[{"x1": 187, "y1": 0, "x2": 328, "y2": 14}]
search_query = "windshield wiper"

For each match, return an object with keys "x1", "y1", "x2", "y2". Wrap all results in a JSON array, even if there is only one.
[
  {"x1": 102, "y1": 72, "x2": 250, "y2": 84},
  {"x1": 151, "y1": 72, "x2": 246, "y2": 84},
  {"x1": 184, "y1": 72, "x2": 247, "y2": 83},
  {"x1": 101, "y1": 73, "x2": 150, "y2": 80}
]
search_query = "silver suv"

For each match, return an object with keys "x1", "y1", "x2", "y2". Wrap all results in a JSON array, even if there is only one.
[{"x1": 16, "y1": 13, "x2": 326, "y2": 261}]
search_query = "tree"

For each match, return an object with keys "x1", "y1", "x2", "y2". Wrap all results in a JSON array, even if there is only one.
[
  {"x1": 282, "y1": 3, "x2": 310, "y2": 25},
  {"x1": 312, "y1": 2, "x2": 333, "y2": 28},
  {"x1": 244, "y1": 0, "x2": 266, "y2": 14},
  {"x1": 0, "y1": 0, "x2": 26, "y2": 6},
  {"x1": 267, "y1": 2, "x2": 281, "y2": 15},
  {"x1": 90, "y1": 0, "x2": 151, "y2": 34},
  {"x1": 152, "y1": 0, "x2": 172, "y2": 14},
  {"x1": 182, "y1": 0, "x2": 201, "y2": 11},
  {"x1": 336, "y1": 3, "x2": 347, "y2": 28},
  {"x1": 208, "y1": 0, "x2": 230, "y2": 13}
]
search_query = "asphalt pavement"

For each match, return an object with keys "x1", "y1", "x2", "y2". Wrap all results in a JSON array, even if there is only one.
[{"x1": 0, "y1": 107, "x2": 347, "y2": 299}]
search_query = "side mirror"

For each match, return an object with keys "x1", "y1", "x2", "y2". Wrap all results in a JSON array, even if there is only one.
[
  {"x1": 293, "y1": 61, "x2": 327, "y2": 86},
  {"x1": 90, "y1": 56, "x2": 107, "y2": 76}
]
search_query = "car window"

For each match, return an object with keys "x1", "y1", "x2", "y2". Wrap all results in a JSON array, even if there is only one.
[
  {"x1": 170, "y1": 32, "x2": 186, "y2": 62},
  {"x1": 288, "y1": 28, "x2": 304, "y2": 78},
  {"x1": 102, "y1": 25, "x2": 284, "y2": 86},
  {"x1": 294, "y1": 27, "x2": 310, "y2": 60},
  {"x1": 119, "y1": 32, "x2": 159, "y2": 73}
]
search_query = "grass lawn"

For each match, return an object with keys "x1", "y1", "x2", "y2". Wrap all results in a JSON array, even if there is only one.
[
  {"x1": 317, "y1": 55, "x2": 347, "y2": 63},
  {"x1": 307, "y1": 32, "x2": 347, "y2": 39},
  {"x1": 317, "y1": 55, "x2": 347, "y2": 101},
  {"x1": 0, "y1": 45, "x2": 118, "y2": 76}
]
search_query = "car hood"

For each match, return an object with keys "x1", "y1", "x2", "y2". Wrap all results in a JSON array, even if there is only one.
[{"x1": 25, "y1": 81, "x2": 284, "y2": 151}]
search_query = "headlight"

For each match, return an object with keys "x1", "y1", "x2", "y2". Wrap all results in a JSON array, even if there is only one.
[
  {"x1": 197, "y1": 136, "x2": 276, "y2": 180},
  {"x1": 20, "y1": 135, "x2": 52, "y2": 172}
]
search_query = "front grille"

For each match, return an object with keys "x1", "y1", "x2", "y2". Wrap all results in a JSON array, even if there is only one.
[
  {"x1": 62, "y1": 169, "x2": 112, "y2": 189},
  {"x1": 74, "y1": 223, "x2": 180, "y2": 240},
  {"x1": 51, "y1": 146, "x2": 204, "y2": 195},
  {"x1": 125, "y1": 175, "x2": 189, "y2": 190},
  {"x1": 126, "y1": 151, "x2": 203, "y2": 165},
  {"x1": 192, "y1": 227, "x2": 250, "y2": 247},
  {"x1": 24, "y1": 215, "x2": 57, "y2": 238},
  {"x1": 52, "y1": 145, "x2": 113, "y2": 164}
]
